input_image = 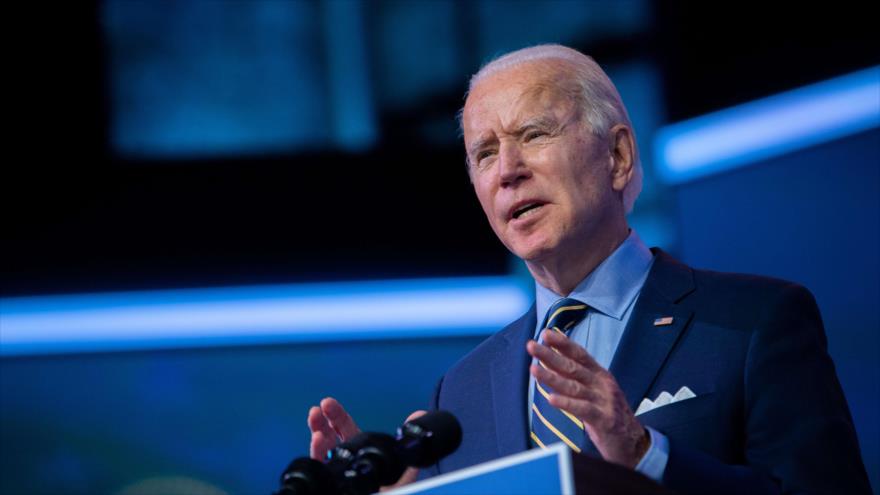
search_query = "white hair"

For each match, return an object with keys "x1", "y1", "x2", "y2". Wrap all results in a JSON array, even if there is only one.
[{"x1": 464, "y1": 44, "x2": 643, "y2": 214}]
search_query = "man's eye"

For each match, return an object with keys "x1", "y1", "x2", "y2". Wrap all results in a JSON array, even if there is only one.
[
  {"x1": 524, "y1": 130, "x2": 547, "y2": 141},
  {"x1": 476, "y1": 150, "x2": 495, "y2": 163}
]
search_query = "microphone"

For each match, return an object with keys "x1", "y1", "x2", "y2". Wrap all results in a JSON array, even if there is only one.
[
  {"x1": 276, "y1": 457, "x2": 336, "y2": 495},
  {"x1": 277, "y1": 410, "x2": 462, "y2": 495},
  {"x1": 339, "y1": 411, "x2": 463, "y2": 494},
  {"x1": 335, "y1": 432, "x2": 404, "y2": 495},
  {"x1": 396, "y1": 410, "x2": 463, "y2": 468},
  {"x1": 277, "y1": 433, "x2": 378, "y2": 495}
]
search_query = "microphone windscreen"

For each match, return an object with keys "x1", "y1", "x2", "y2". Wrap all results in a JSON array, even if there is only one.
[
  {"x1": 279, "y1": 457, "x2": 337, "y2": 495},
  {"x1": 399, "y1": 410, "x2": 462, "y2": 467},
  {"x1": 353, "y1": 432, "x2": 407, "y2": 486}
]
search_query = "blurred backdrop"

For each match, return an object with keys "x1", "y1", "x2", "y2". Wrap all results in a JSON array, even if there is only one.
[{"x1": 2, "y1": 1, "x2": 878, "y2": 494}]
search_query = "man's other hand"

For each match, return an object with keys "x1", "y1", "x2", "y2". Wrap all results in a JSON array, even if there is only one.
[
  {"x1": 306, "y1": 397, "x2": 425, "y2": 489},
  {"x1": 527, "y1": 330, "x2": 650, "y2": 468},
  {"x1": 307, "y1": 397, "x2": 361, "y2": 460}
]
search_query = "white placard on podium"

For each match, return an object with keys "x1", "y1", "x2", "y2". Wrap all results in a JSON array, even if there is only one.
[{"x1": 387, "y1": 443, "x2": 574, "y2": 495}]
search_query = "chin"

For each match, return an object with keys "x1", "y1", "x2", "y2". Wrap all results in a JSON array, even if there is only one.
[{"x1": 508, "y1": 236, "x2": 559, "y2": 263}]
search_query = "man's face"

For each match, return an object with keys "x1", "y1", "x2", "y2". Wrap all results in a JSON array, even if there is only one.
[{"x1": 462, "y1": 63, "x2": 622, "y2": 264}]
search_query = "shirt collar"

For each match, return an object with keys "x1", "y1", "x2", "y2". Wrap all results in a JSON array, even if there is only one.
[{"x1": 535, "y1": 229, "x2": 654, "y2": 322}]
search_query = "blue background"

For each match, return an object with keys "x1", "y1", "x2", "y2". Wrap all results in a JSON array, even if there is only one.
[{"x1": 2, "y1": 1, "x2": 877, "y2": 494}]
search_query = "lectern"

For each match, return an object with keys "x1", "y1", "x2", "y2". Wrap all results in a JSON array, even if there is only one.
[{"x1": 387, "y1": 443, "x2": 676, "y2": 495}]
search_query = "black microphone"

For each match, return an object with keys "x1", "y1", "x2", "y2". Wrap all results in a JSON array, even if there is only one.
[
  {"x1": 396, "y1": 410, "x2": 463, "y2": 468},
  {"x1": 277, "y1": 434, "x2": 377, "y2": 495},
  {"x1": 333, "y1": 410, "x2": 463, "y2": 494},
  {"x1": 276, "y1": 457, "x2": 336, "y2": 495},
  {"x1": 337, "y1": 432, "x2": 404, "y2": 495},
  {"x1": 277, "y1": 410, "x2": 462, "y2": 495}
]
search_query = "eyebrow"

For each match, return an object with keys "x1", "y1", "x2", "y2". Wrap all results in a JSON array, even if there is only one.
[
  {"x1": 467, "y1": 115, "x2": 562, "y2": 158},
  {"x1": 467, "y1": 136, "x2": 497, "y2": 159},
  {"x1": 515, "y1": 115, "x2": 561, "y2": 134}
]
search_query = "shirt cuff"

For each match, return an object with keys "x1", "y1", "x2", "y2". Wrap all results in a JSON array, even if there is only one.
[{"x1": 634, "y1": 426, "x2": 669, "y2": 483}]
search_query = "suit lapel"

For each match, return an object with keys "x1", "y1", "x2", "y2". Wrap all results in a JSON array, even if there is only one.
[
  {"x1": 609, "y1": 250, "x2": 696, "y2": 412},
  {"x1": 490, "y1": 305, "x2": 536, "y2": 457},
  {"x1": 485, "y1": 251, "x2": 695, "y2": 457}
]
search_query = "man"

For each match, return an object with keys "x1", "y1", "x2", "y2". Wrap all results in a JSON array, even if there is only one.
[{"x1": 307, "y1": 45, "x2": 870, "y2": 494}]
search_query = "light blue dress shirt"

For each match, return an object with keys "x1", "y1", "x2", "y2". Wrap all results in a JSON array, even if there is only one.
[{"x1": 527, "y1": 229, "x2": 669, "y2": 481}]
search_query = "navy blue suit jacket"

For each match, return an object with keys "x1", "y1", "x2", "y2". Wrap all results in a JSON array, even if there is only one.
[{"x1": 422, "y1": 250, "x2": 870, "y2": 494}]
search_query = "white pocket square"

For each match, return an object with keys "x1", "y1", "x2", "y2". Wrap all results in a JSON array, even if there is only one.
[{"x1": 635, "y1": 386, "x2": 697, "y2": 416}]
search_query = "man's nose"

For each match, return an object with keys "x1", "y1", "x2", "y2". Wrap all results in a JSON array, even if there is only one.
[{"x1": 498, "y1": 142, "x2": 531, "y2": 188}]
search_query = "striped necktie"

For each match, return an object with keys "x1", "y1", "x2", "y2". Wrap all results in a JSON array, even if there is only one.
[{"x1": 530, "y1": 297, "x2": 589, "y2": 453}]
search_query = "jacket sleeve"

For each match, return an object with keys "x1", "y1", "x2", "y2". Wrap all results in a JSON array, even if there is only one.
[{"x1": 663, "y1": 284, "x2": 871, "y2": 494}]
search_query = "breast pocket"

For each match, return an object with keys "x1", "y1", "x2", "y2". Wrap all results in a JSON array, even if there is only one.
[{"x1": 635, "y1": 392, "x2": 717, "y2": 429}]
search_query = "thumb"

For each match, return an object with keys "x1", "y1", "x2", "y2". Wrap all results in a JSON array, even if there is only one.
[{"x1": 405, "y1": 410, "x2": 428, "y2": 423}]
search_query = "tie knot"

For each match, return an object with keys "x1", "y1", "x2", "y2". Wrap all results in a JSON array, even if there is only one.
[{"x1": 541, "y1": 298, "x2": 589, "y2": 334}]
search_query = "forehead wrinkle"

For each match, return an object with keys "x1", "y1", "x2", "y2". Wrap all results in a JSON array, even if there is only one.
[
  {"x1": 497, "y1": 85, "x2": 560, "y2": 135},
  {"x1": 507, "y1": 77, "x2": 580, "y2": 134},
  {"x1": 464, "y1": 66, "x2": 580, "y2": 153}
]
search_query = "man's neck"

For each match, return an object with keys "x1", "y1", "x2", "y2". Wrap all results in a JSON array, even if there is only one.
[{"x1": 526, "y1": 225, "x2": 630, "y2": 296}]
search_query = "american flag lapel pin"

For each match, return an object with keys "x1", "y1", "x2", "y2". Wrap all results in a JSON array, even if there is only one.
[{"x1": 653, "y1": 316, "x2": 674, "y2": 326}]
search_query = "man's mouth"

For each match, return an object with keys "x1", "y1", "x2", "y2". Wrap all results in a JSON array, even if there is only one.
[{"x1": 511, "y1": 202, "x2": 545, "y2": 220}]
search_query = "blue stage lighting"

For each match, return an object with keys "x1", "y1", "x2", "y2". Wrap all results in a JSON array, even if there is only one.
[
  {"x1": 654, "y1": 66, "x2": 880, "y2": 184},
  {"x1": 0, "y1": 277, "x2": 532, "y2": 356}
]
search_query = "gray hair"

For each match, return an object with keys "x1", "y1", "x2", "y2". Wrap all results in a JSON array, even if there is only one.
[{"x1": 462, "y1": 44, "x2": 643, "y2": 213}]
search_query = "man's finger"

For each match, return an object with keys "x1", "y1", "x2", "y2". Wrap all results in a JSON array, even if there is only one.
[
  {"x1": 308, "y1": 406, "x2": 338, "y2": 460},
  {"x1": 308, "y1": 406, "x2": 333, "y2": 434},
  {"x1": 530, "y1": 364, "x2": 598, "y2": 402},
  {"x1": 405, "y1": 410, "x2": 428, "y2": 423},
  {"x1": 321, "y1": 397, "x2": 361, "y2": 440},
  {"x1": 541, "y1": 330, "x2": 601, "y2": 370},
  {"x1": 527, "y1": 338, "x2": 595, "y2": 381},
  {"x1": 310, "y1": 430, "x2": 337, "y2": 460},
  {"x1": 547, "y1": 393, "x2": 602, "y2": 424}
]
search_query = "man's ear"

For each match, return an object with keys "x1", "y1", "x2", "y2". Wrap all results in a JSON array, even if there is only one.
[{"x1": 608, "y1": 124, "x2": 636, "y2": 193}]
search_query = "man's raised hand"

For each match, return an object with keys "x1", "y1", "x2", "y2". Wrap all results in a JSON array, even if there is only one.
[{"x1": 527, "y1": 329, "x2": 649, "y2": 468}]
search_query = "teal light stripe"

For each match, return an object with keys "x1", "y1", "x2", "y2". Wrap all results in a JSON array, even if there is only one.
[
  {"x1": 654, "y1": 66, "x2": 880, "y2": 184},
  {"x1": 0, "y1": 276, "x2": 531, "y2": 356}
]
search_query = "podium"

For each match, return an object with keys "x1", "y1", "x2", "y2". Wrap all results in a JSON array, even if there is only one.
[{"x1": 387, "y1": 443, "x2": 675, "y2": 495}]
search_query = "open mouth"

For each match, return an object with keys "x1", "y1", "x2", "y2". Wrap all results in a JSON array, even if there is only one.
[{"x1": 511, "y1": 202, "x2": 545, "y2": 220}]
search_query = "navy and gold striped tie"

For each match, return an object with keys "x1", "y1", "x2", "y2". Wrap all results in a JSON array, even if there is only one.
[{"x1": 530, "y1": 297, "x2": 589, "y2": 452}]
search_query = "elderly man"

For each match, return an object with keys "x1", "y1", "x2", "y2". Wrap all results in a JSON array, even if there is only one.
[{"x1": 307, "y1": 45, "x2": 870, "y2": 494}]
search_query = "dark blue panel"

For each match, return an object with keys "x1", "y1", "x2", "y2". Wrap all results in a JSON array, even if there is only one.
[{"x1": 676, "y1": 129, "x2": 880, "y2": 492}]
